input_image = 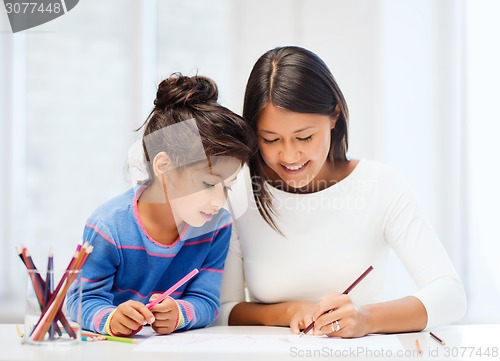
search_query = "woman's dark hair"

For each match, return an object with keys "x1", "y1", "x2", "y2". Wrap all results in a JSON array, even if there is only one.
[
  {"x1": 138, "y1": 73, "x2": 256, "y2": 183},
  {"x1": 243, "y1": 46, "x2": 349, "y2": 234}
]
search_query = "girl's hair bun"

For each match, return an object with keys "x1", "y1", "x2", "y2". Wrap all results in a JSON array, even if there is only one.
[{"x1": 154, "y1": 73, "x2": 218, "y2": 110}]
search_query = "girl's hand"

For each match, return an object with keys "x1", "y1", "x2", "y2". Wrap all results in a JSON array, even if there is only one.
[
  {"x1": 148, "y1": 294, "x2": 180, "y2": 335},
  {"x1": 286, "y1": 301, "x2": 317, "y2": 335},
  {"x1": 311, "y1": 293, "x2": 370, "y2": 338},
  {"x1": 109, "y1": 300, "x2": 155, "y2": 336}
]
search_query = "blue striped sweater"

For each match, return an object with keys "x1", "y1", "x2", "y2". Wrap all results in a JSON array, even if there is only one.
[{"x1": 66, "y1": 187, "x2": 231, "y2": 334}]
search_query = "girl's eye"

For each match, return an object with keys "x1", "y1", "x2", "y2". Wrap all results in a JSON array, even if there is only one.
[
  {"x1": 297, "y1": 135, "x2": 313, "y2": 142},
  {"x1": 262, "y1": 138, "x2": 278, "y2": 144},
  {"x1": 203, "y1": 181, "x2": 215, "y2": 188}
]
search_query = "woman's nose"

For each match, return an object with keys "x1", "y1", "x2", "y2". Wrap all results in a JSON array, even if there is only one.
[{"x1": 279, "y1": 142, "x2": 300, "y2": 164}]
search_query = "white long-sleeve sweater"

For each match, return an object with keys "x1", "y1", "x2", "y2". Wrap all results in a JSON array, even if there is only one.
[{"x1": 217, "y1": 159, "x2": 466, "y2": 329}]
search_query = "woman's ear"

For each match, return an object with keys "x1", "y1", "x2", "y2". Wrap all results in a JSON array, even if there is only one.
[
  {"x1": 152, "y1": 152, "x2": 172, "y2": 177},
  {"x1": 331, "y1": 104, "x2": 341, "y2": 129}
]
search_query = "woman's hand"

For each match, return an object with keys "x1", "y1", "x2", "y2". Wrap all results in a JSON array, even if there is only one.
[
  {"x1": 311, "y1": 293, "x2": 371, "y2": 338},
  {"x1": 286, "y1": 301, "x2": 317, "y2": 335},
  {"x1": 148, "y1": 294, "x2": 180, "y2": 335},
  {"x1": 109, "y1": 300, "x2": 155, "y2": 336}
]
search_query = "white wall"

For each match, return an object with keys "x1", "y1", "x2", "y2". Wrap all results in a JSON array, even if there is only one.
[
  {"x1": 0, "y1": 13, "x2": 28, "y2": 305},
  {"x1": 465, "y1": 0, "x2": 500, "y2": 323}
]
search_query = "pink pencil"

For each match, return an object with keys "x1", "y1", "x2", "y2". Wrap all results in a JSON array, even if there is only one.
[{"x1": 146, "y1": 269, "x2": 199, "y2": 310}]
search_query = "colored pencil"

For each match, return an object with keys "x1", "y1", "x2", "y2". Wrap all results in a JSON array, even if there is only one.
[
  {"x1": 104, "y1": 335, "x2": 136, "y2": 344},
  {"x1": 15, "y1": 324, "x2": 24, "y2": 338},
  {"x1": 430, "y1": 331, "x2": 445, "y2": 345},
  {"x1": 300, "y1": 266, "x2": 374, "y2": 336},
  {"x1": 30, "y1": 244, "x2": 93, "y2": 341},
  {"x1": 19, "y1": 248, "x2": 46, "y2": 308},
  {"x1": 17, "y1": 247, "x2": 65, "y2": 337},
  {"x1": 81, "y1": 333, "x2": 135, "y2": 343},
  {"x1": 147, "y1": 268, "x2": 199, "y2": 310},
  {"x1": 45, "y1": 252, "x2": 55, "y2": 340},
  {"x1": 415, "y1": 339, "x2": 423, "y2": 355},
  {"x1": 17, "y1": 244, "x2": 90, "y2": 341}
]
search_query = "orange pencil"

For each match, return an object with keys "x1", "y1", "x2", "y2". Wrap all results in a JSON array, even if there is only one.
[{"x1": 415, "y1": 339, "x2": 423, "y2": 355}]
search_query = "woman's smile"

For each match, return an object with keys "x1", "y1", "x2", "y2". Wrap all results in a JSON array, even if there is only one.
[{"x1": 280, "y1": 160, "x2": 310, "y2": 174}]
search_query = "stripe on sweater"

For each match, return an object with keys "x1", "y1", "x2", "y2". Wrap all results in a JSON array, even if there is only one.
[
  {"x1": 93, "y1": 307, "x2": 114, "y2": 332},
  {"x1": 184, "y1": 238, "x2": 212, "y2": 246},
  {"x1": 86, "y1": 223, "x2": 116, "y2": 246},
  {"x1": 200, "y1": 268, "x2": 223, "y2": 273},
  {"x1": 177, "y1": 299, "x2": 195, "y2": 323}
]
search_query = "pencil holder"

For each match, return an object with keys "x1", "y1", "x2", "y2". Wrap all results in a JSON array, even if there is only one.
[{"x1": 24, "y1": 269, "x2": 82, "y2": 345}]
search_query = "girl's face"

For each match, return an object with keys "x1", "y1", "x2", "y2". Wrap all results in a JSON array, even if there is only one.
[
  {"x1": 165, "y1": 156, "x2": 241, "y2": 227},
  {"x1": 257, "y1": 103, "x2": 335, "y2": 190}
]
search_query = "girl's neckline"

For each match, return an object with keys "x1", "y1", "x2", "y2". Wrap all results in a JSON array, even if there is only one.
[
  {"x1": 267, "y1": 158, "x2": 364, "y2": 196},
  {"x1": 132, "y1": 186, "x2": 189, "y2": 248}
]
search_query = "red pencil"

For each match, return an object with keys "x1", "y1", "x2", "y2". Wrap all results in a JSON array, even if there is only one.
[
  {"x1": 18, "y1": 247, "x2": 46, "y2": 309},
  {"x1": 300, "y1": 266, "x2": 374, "y2": 336},
  {"x1": 430, "y1": 331, "x2": 445, "y2": 345}
]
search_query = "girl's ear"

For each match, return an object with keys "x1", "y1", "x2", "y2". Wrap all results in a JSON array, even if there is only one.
[
  {"x1": 331, "y1": 104, "x2": 341, "y2": 129},
  {"x1": 152, "y1": 152, "x2": 173, "y2": 177}
]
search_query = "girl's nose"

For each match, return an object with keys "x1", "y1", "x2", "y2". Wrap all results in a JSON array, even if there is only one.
[{"x1": 211, "y1": 184, "x2": 226, "y2": 209}]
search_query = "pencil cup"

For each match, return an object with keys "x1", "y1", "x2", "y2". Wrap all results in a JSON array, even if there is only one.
[{"x1": 24, "y1": 269, "x2": 82, "y2": 345}]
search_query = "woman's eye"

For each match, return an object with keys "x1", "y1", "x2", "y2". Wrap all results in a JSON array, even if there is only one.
[
  {"x1": 203, "y1": 181, "x2": 215, "y2": 188},
  {"x1": 262, "y1": 138, "x2": 278, "y2": 144},
  {"x1": 297, "y1": 135, "x2": 313, "y2": 142}
]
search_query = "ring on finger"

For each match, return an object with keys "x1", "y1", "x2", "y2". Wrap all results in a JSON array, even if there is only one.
[{"x1": 335, "y1": 320, "x2": 340, "y2": 332}]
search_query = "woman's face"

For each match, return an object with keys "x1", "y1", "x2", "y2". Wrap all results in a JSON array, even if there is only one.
[{"x1": 257, "y1": 103, "x2": 335, "y2": 190}]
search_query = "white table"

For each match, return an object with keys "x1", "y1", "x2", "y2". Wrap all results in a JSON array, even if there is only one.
[{"x1": 1, "y1": 324, "x2": 499, "y2": 361}]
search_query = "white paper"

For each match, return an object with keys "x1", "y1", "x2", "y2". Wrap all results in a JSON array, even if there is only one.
[{"x1": 134, "y1": 332, "x2": 405, "y2": 355}]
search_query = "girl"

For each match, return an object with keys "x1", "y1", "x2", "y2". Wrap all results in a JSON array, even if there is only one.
[
  {"x1": 218, "y1": 46, "x2": 466, "y2": 338},
  {"x1": 67, "y1": 74, "x2": 255, "y2": 337}
]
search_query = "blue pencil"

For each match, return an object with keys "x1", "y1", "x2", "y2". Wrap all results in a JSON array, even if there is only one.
[{"x1": 45, "y1": 252, "x2": 54, "y2": 340}]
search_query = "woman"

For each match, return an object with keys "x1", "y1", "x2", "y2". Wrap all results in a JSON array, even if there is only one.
[{"x1": 218, "y1": 46, "x2": 466, "y2": 338}]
